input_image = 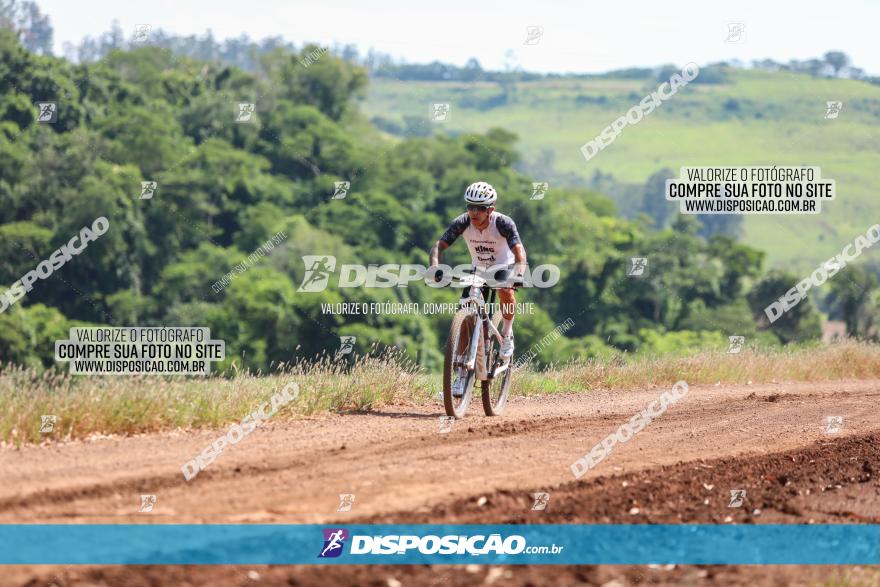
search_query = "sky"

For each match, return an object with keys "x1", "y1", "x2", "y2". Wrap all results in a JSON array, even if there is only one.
[{"x1": 36, "y1": 0, "x2": 880, "y2": 75}]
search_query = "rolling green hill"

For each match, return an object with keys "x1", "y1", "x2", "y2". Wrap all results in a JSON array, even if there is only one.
[{"x1": 363, "y1": 69, "x2": 880, "y2": 271}]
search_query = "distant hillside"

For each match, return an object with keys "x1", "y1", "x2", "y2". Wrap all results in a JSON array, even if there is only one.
[{"x1": 363, "y1": 68, "x2": 880, "y2": 271}]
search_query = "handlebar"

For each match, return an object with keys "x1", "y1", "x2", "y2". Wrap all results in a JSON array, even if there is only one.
[{"x1": 427, "y1": 267, "x2": 525, "y2": 289}]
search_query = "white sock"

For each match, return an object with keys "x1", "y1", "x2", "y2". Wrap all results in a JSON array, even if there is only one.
[{"x1": 502, "y1": 317, "x2": 514, "y2": 337}]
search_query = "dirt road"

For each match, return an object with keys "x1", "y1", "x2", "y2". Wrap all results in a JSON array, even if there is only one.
[{"x1": 3, "y1": 379, "x2": 880, "y2": 585}]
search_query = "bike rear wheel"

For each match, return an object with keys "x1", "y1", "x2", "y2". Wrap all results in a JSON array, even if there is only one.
[
  {"x1": 481, "y1": 312, "x2": 512, "y2": 416},
  {"x1": 443, "y1": 309, "x2": 477, "y2": 418}
]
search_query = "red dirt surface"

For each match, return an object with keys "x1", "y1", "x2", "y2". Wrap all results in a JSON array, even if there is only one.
[{"x1": 3, "y1": 379, "x2": 880, "y2": 585}]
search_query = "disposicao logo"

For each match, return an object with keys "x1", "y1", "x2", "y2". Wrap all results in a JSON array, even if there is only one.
[
  {"x1": 296, "y1": 256, "x2": 560, "y2": 291},
  {"x1": 319, "y1": 528, "x2": 348, "y2": 558},
  {"x1": 317, "y1": 529, "x2": 562, "y2": 558}
]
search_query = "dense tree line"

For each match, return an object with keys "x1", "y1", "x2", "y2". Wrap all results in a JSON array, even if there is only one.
[{"x1": 2, "y1": 26, "x2": 860, "y2": 374}]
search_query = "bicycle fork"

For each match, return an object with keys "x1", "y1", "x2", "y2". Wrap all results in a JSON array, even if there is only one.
[
  {"x1": 464, "y1": 313, "x2": 509, "y2": 377},
  {"x1": 464, "y1": 314, "x2": 482, "y2": 370}
]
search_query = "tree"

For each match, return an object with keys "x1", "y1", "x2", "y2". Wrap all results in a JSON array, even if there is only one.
[
  {"x1": 95, "y1": 103, "x2": 192, "y2": 177},
  {"x1": 694, "y1": 213, "x2": 743, "y2": 240},
  {"x1": 259, "y1": 44, "x2": 368, "y2": 122},
  {"x1": 0, "y1": 303, "x2": 77, "y2": 367},
  {"x1": 0, "y1": 0, "x2": 52, "y2": 55},
  {"x1": 823, "y1": 51, "x2": 850, "y2": 77},
  {"x1": 752, "y1": 59, "x2": 781, "y2": 71},
  {"x1": 0, "y1": 221, "x2": 52, "y2": 282},
  {"x1": 747, "y1": 270, "x2": 822, "y2": 343},
  {"x1": 706, "y1": 235, "x2": 765, "y2": 299},
  {"x1": 827, "y1": 265, "x2": 880, "y2": 338},
  {"x1": 462, "y1": 57, "x2": 483, "y2": 81},
  {"x1": 641, "y1": 168, "x2": 675, "y2": 229}
]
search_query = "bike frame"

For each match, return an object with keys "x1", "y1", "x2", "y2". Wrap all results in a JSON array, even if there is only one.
[
  {"x1": 438, "y1": 269, "x2": 522, "y2": 418},
  {"x1": 459, "y1": 281, "x2": 508, "y2": 378}
]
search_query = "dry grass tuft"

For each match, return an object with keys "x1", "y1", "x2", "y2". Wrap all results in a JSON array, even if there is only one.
[{"x1": 2, "y1": 341, "x2": 878, "y2": 445}]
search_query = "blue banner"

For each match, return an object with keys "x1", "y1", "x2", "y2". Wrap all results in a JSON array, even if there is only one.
[{"x1": 1, "y1": 524, "x2": 878, "y2": 565}]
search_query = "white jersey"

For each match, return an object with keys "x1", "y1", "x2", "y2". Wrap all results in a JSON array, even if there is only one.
[{"x1": 439, "y1": 212, "x2": 522, "y2": 269}]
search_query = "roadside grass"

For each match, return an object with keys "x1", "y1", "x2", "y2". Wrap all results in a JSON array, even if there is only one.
[
  {"x1": 2, "y1": 341, "x2": 878, "y2": 445},
  {"x1": 513, "y1": 340, "x2": 880, "y2": 394},
  {"x1": 0, "y1": 347, "x2": 433, "y2": 446}
]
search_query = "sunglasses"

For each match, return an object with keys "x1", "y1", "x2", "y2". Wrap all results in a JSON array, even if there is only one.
[{"x1": 467, "y1": 204, "x2": 490, "y2": 212}]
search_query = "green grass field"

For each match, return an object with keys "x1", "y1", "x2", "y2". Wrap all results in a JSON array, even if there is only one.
[{"x1": 363, "y1": 70, "x2": 880, "y2": 271}]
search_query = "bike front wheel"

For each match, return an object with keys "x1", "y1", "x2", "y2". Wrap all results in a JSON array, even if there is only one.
[
  {"x1": 443, "y1": 309, "x2": 477, "y2": 418},
  {"x1": 481, "y1": 312, "x2": 512, "y2": 416}
]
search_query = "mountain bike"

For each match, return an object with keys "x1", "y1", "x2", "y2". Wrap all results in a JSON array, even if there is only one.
[{"x1": 435, "y1": 271, "x2": 523, "y2": 418}]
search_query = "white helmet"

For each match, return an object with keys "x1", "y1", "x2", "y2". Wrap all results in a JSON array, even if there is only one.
[{"x1": 463, "y1": 181, "x2": 497, "y2": 206}]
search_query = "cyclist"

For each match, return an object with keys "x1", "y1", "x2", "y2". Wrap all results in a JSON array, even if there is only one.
[{"x1": 429, "y1": 181, "x2": 527, "y2": 395}]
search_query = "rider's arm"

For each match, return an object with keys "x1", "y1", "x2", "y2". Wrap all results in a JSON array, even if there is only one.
[
  {"x1": 431, "y1": 214, "x2": 469, "y2": 266},
  {"x1": 496, "y1": 215, "x2": 527, "y2": 277},
  {"x1": 429, "y1": 240, "x2": 449, "y2": 266},
  {"x1": 512, "y1": 243, "x2": 527, "y2": 277}
]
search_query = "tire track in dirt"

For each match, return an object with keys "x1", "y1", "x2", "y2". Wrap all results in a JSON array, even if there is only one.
[
  {"x1": 7, "y1": 431, "x2": 880, "y2": 587},
  {"x1": 1, "y1": 380, "x2": 878, "y2": 524}
]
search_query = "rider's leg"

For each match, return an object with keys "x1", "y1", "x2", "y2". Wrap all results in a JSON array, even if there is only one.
[
  {"x1": 498, "y1": 288, "x2": 515, "y2": 334},
  {"x1": 498, "y1": 287, "x2": 516, "y2": 359},
  {"x1": 456, "y1": 285, "x2": 473, "y2": 356}
]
